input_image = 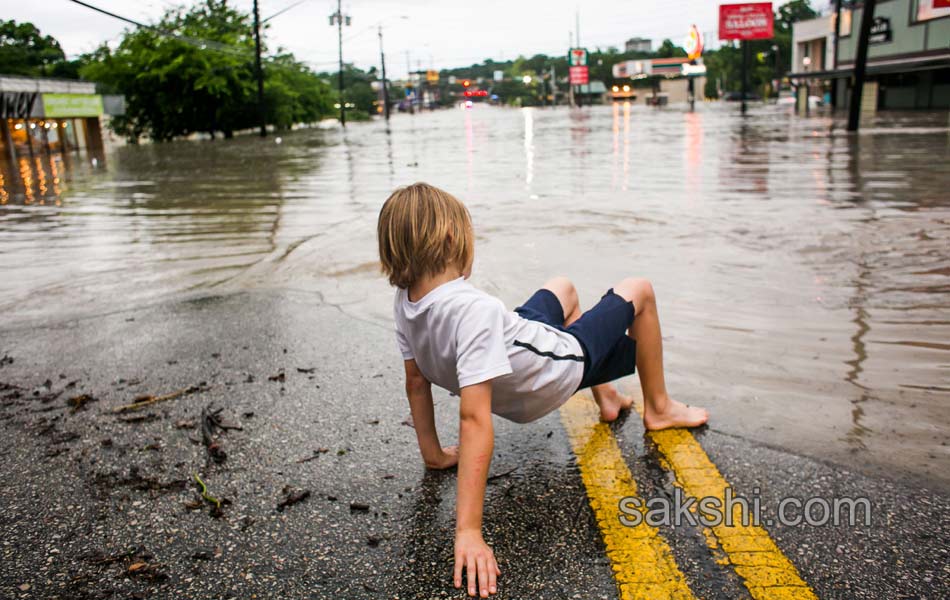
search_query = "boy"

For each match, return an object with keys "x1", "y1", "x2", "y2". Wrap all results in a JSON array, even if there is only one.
[{"x1": 377, "y1": 183, "x2": 708, "y2": 598}]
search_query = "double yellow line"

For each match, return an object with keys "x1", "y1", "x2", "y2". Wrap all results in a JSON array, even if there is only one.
[{"x1": 559, "y1": 394, "x2": 818, "y2": 600}]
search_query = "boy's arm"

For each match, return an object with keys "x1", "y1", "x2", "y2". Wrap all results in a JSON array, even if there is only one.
[
  {"x1": 404, "y1": 359, "x2": 458, "y2": 469},
  {"x1": 454, "y1": 380, "x2": 500, "y2": 598}
]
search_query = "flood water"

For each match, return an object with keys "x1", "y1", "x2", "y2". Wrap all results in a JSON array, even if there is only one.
[{"x1": 2, "y1": 104, "x2": 948, "y2": 489}]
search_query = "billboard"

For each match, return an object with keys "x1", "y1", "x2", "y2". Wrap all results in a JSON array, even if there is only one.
[
  {"x1": 719, "y1": 3, "x2": 774, "y2": 40},
  {"x1": 612, "y1": 60, "x2": 651, "y2": 78},
  {"x1": 569, "y1": 66, "x2": 589, "y2": 85},
  {"x1": 918, "y1": 0, "x2": 950, "y2": 21},
  {"x1": 569, "y1": 48, "x2": 589, "y2": 84}
]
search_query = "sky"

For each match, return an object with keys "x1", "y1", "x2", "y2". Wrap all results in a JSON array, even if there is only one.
[{"x1": 3, "y1": 0, "x2": 814, "y2": 78}]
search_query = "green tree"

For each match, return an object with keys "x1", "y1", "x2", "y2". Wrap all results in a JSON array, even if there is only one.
[
  {"x1": 0, "y1": 20, "x2": 69, "y2": 76},
  {"x1": 655, "y1": 39, "x2": 687, "y2": 59},
  {"x1": 267, "y1": 54, "x2": 335, "y2": 128},
  {"x1": 80, "y1": 1, "x2": 334, "y2": 141}
]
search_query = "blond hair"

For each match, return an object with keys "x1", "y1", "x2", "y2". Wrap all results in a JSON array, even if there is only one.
[{"x1": 377, "y1": 182, "x2": 474, "y2": 289}]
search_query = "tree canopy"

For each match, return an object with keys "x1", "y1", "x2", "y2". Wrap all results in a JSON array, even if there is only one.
[
  {"x1": 0, "y1": 19, "x2": 78, "y2": 77},
  {"x1": 79, "y1": 1, "x2": 336, "y2": 141}
]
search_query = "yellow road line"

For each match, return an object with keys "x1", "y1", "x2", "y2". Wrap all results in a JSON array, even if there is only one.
[
  {"x1": 559, "y1": 395, "x2": 695, "y2": 600},
  {"x1": 632, "y1": 394, "x2": 818, "y2": 600}
]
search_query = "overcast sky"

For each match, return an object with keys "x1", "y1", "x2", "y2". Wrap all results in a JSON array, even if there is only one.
[{"x1": 3, "y1": 0, "x2": 812, "y2": 78}]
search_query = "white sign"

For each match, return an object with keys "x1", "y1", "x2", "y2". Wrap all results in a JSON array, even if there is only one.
[
  {"x1": 681, "y1": 63, "x2": 707, "y2": 76},
  {"x1": 612, "y1": 60, "x2": 652, "y2": 78},
  {"x1": 493, "y1": 70, "x2": 504, "y2": 82}
]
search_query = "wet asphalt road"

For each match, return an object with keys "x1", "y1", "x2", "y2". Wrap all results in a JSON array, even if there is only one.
[{"x1": 0, "y1": 289, "x2": 947, "y2": 599}]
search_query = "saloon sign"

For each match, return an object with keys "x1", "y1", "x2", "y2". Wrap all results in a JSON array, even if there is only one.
[{"x1": 719, "y1": 2, "x2": 774, "y2": 40}]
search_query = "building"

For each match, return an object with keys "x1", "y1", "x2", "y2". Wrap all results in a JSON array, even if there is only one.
[
  {"x1": 791, "y1": 13, "x2": 836, "y2": 75},
  {"x1": 610, "y1": 58, "x2": 707, "y2": 105},
  {"x1": 575, "y1": 80, "x2": 608, "y2": 104},
  {"x1": 789, "y1": 0, "x2": 950, "y2": 110},
  {"x1": 1, "y1": 76, "x2": 124, "y2": 165},
  {"x1": 624, "y1": 37, "x2": 652, "y2": 53}
]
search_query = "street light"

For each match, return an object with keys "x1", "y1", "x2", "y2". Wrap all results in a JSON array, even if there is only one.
[
  {"x1": 329, "y1": 0, "x2": 352, "y2": 127},
  {"x1": 522, "y1": 75, "x2": 532, "y2": 84}
]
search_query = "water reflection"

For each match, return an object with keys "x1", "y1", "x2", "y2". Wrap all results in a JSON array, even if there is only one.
[{"x1": 523, "y1": 108, "x2": 534, "y2": 189}]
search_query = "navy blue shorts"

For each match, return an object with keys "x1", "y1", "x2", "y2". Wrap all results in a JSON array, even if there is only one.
[{"x1": 515, "y1": 288, "x2": 637, "y2": 391}]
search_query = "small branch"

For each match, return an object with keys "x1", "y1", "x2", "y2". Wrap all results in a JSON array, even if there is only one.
[{"x1": 113, "y1": 385, "x2": 204, "y2": 413}]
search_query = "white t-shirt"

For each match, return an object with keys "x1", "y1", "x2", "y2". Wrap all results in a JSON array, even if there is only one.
[{"x1": 393, "y1": 277, "x2": 585, "y2": 423}]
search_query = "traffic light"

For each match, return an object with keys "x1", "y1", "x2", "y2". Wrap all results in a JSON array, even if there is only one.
[{"x1": 462, "y1": 79, "x2": 471, "y2": 88}]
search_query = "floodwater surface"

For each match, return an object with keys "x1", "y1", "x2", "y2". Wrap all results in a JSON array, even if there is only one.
[{"x1": 1, "y1": 103, "x2": 948, "y2": 489}]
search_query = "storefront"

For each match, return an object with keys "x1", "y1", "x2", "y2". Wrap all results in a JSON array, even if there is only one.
[
  {"x1": 789, "y1": 0, "x2": 950, "y2": 111},
  {"x1": 0, "y1": 76, "x2": 116, "y2": 166}
]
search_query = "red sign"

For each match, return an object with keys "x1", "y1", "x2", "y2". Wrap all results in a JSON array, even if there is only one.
[
  {"x1": 719, "y1": 3, "x2": 774, "y2": 40},
  {"x1": 569, "y1": 66, "x2": 589, "y2": 85},
  {"x1": 935, "y1": 0, "x2": 950, "y2": 7}
]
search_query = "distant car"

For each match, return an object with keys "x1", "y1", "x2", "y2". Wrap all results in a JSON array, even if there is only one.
[
  {"x1": 722, "y1": 91, "x2": 762, "y2": 102},
  {"x1": 609, "y1": 83, "x2": 637, "y2": 102}
]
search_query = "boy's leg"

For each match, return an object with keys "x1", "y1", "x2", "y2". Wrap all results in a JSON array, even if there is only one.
[
  {"x1": 612, "y1": 278, "x2": 708, "y2": 429},
  {"x1": 541, "y1": 277, "x2": 633, "y2": 421}
]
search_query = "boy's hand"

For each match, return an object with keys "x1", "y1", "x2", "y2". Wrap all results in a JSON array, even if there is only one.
[
  {"x1": 454, "y1": 528, "x2": 500, "y2": 597},
  {"x1": 424, "y1": 445, "x2": 459, "y2": 470}
]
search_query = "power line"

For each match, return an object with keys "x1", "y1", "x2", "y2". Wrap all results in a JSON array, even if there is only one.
[
  {"x1": 263, "y1": 0, "x2": 310, "y2": 24},
  {"x1": 65, "y1": 0, "x2": 254, "y2": 59},
  {"x1": 66, "y1": 0, "x2": 148, "y2": 29}
]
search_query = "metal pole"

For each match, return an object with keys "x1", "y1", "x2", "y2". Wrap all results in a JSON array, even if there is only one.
[
  {"x1": 568, "y1": 31, "x2": 574, "y2": 108},
  {"x1": 848, "y1": 0, "x2": 876, "y2": 131},
  {"x1": 337, "y1": 0, "x2": 346, "y2": 127},
  {"x1": 252, "y1": 0, "x2": 266, "y2": 137},
  {"x1": 379, "y1": 26, "x2": 390, "y2": 121},
  {"x1": 741, "y1": 40, "x2": 749, "y2": 115},
  {"x1": 26, "y1": 121, "x2": 36, "y2": 161},
  {"x1": 1, "y1": 118, "x2": 17, "y2": 171},
  {"x1": 58, "y1": 120, "x2": 69, "y2": 154},
  {"x1": 576, "y1": 11, "x2": 582, "y2": 107},
  {"x1": 831, "y1": 0, "x2": 842, "y2": 109}
]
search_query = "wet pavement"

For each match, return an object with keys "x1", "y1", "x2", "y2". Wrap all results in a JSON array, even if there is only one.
[{"x1": 1, "y1": 103, "x2": 948, "y2": 599}]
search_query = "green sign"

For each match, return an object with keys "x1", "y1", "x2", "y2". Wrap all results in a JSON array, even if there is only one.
[
  {"x1": 42, "y1": 93, "x2": 103, "y2": 118},
  {"x1": 568, "y1": 48, "x2": 588, "y2": 67}
]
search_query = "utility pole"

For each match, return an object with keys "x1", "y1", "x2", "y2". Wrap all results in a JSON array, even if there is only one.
[
  {"x1": 575, "y1": 10, "x2": 581, "y2": 107},
  {"x1": 831, "y1": 0, "x2": 842, "y2": 109},
  {"x1": 567, "y1": 31, "x2": 574, "y2": 108},
  {"x1": 550, "y1": 65, "x2": 557, "y2": 107},
  {"x1": 252, "y1": 0, "x2": 266, "y2": 137},
  {"x1": 330, "y1": 0, "x2": 350, "y2": 127},
  {"x1": 378, "y1": 26, "x2": 390, "y2": 121},
  {"x1": 741, "y1": 40, "x2": 749, "y2": 115},
  {"x1": 848, "y1": 0, "x2": 876, "y2": 131}
]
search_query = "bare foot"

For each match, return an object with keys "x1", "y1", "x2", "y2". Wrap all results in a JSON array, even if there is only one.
[
  {"x1": 592, "y1": 384, "x2": 634, "y2": 422},
  {"x1": 643, "y1": 397, "x2": 708, "y2": 430}
]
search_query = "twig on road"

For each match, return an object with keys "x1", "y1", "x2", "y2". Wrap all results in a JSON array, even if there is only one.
[{"x1": 113, "y1": 385, "x2": 205, "y2": 413}]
